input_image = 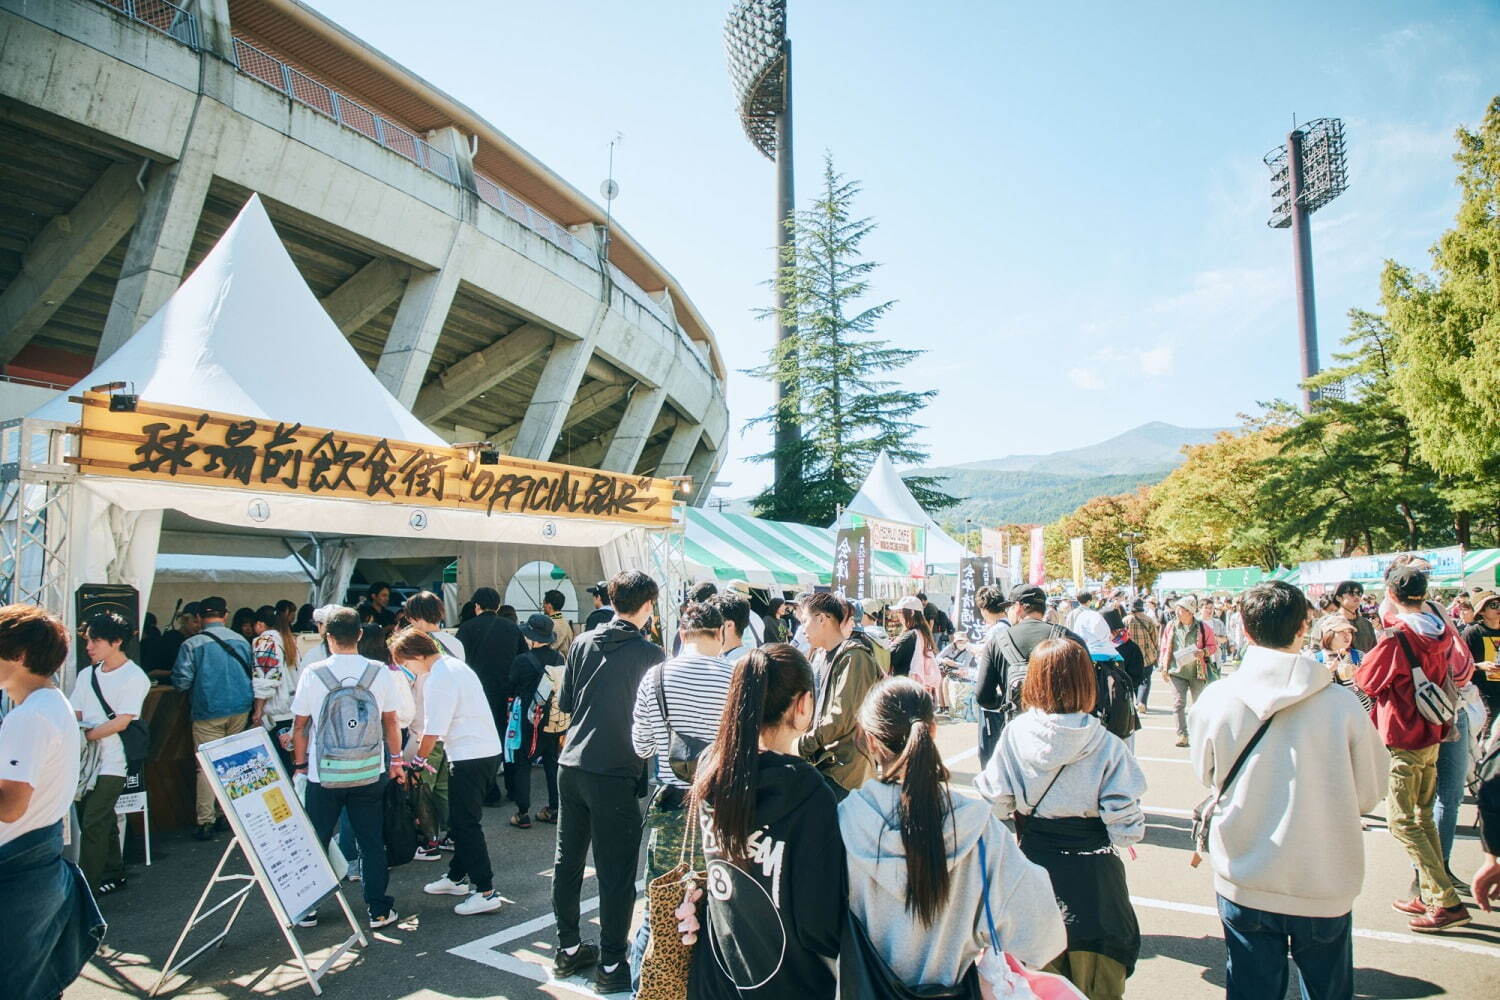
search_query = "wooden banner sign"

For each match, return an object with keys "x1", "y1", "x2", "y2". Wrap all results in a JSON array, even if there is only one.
[{"x1": 70, "y1": 392, "x2": 677, "y2": 528}]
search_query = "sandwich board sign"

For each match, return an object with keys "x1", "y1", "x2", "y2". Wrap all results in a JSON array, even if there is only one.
[{"x1": 151, "y1": 727, "x2": 364, "y2": 996}]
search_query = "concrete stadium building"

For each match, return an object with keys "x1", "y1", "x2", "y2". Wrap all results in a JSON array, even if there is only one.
[{"x1": 0, "y1": 0, "x2": 729, "y2": 501}]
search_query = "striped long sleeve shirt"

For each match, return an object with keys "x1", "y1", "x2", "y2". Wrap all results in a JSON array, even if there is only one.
[{"x1": 631, "y1": 653, "x2": 735, "y2": 788}]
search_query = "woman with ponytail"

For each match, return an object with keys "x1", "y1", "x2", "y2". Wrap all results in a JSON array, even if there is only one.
[
  {"x1": 840, "y1": 676, "x2": 1065, "y2": 990},
  {"x1": 976, "y1": 638, "x2": 1146, "y2": 1000},
  {"x1": 678, "y1": 643, "x2": 846, "y2": 999}
]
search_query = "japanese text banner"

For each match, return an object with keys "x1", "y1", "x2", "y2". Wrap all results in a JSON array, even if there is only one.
[{"x1": 71, "y1": 393, "x2": 676, "y2": 528}]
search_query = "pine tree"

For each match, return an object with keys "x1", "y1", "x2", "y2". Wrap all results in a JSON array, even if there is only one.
[{"x1": 749, "y1": 154, "x2": 954, "y2": 524}]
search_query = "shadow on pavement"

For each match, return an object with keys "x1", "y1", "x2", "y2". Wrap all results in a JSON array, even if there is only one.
[{"x1": 1142, "y1": 933, "x2": 1446, "y2": 999}]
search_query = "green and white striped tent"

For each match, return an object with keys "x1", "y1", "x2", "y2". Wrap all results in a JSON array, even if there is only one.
[
  {"x1": 1465, "y1": 548, "x2": 1500, "y2": 589},
  {"x1": 683, "y1": 508, "x2": 914, "y2": 591}
]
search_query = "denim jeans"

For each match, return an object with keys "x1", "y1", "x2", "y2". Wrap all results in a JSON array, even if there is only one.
[
  {"x1": 1434, "y1": 709, "x2": 1471, "y2": 864},
  {"x1": 1217, "y1": 896, "x2": 1352, "y2": 1000}
]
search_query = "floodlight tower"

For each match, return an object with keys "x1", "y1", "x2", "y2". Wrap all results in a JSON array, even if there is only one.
[
  {"x1": 724, "y1": 0, "x2": 799, "y2": 498},
  {"x1": 1264, "y1": 118, "x2": 1349, "y2": 411}
]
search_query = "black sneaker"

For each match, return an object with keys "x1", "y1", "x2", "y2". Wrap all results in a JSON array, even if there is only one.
[
  {"x1": 194, "y1": 823, "x2": 215, "y2": 842},
  {"x1": 553, "y1": 941, "x2": 598, "y2": 978},
  {"x1": 594, "y1": 962, "x2": 631, "y2": 994}
]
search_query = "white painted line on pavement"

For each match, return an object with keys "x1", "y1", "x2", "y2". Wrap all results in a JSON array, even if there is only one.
[
  {"x1": 947, "y1": 746, "x2": 980, "y2": 764},
  {"x1": 1129, "y1": 896, "x2": 1500, "y2": 959},
  {"x1": 1137, "y1": 755, "x2": 1192, "y2": 764},
  {"x1": 447, "y1": 879, "x2": 647, "y2": 998}
]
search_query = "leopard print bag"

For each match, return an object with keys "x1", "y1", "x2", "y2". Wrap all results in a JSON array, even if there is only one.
[{"x1": 638, "y1": 803, "x2": 706, "y2": 1000}]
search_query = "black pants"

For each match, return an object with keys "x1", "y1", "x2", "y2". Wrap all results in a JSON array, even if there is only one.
[
  {"x1": 505, "y1": 728, "x2": 562, "y2": 814},
  {"x1": 553, "y1": 765, "x2": 642, "y2": 965},
  {"x1": 306, "y1": 779, "x2": 393, "y2": 918},
  {"x1": 979, "y1": 709, "x2": 1005, "y2": 767},
  {"x1": 447, "y1": 755, "x2": 499, "y2": 893}
]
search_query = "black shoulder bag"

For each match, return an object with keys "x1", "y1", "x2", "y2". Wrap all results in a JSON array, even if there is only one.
[
  {"x1": 89, "y1": 666, "x2": 152, "y2": 773},
  {"x1": 653, "y1": 666, "x2": 709, "y2": 787},
  {"x1": 204, "y1": 629, "x2": 254, "y2": 679},
  {"x1": 1189, "y1": 713, "x2": 1276, "y2": 868}
]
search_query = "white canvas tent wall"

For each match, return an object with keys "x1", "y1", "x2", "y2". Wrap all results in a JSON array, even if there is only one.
[{"x1": 14, "y1": 195, "x2": 679, "y2": 641}]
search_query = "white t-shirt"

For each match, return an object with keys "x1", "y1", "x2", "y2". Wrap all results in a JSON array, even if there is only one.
[
  {"x1": 291, "y1": 654, "x2": 400, "y2": 783},
  {"x1": 70, "y1": 659, "x2": 151, "y2": 778},
  {"x1": 0, "y1": 687, "x2": 80, "y2": 847},
  {"x1": 422, "y1": 655, "x2": 501, "y2": 763}
]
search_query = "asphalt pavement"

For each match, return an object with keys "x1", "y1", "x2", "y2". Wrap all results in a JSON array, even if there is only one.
[{"x1": 67, "y1": 705, "x2": 1500, "y2": 999}]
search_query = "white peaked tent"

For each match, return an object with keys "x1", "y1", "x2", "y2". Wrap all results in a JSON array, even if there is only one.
[
  {"x1": 32, "y1": 194, "x2": 441, "y2": 440},
  {"x1": 23, "y1": 195, "x2": 658, "y2": 622},
  {"x1": 832, "y1": 451, "x2": 969, "y2": 573}
]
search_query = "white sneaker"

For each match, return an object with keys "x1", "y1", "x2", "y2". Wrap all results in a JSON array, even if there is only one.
[
  {"x1": 424, "y1": 875, "x2": 470, "y2": 896},
  {"x1": 369, "y1": 909, "x2": 399, "y2": 929},
  {"x1": 454, "y1": 890, "x2": 504, "y2": 916},
  {"x1": 295, "y1": 909, "x2": 318, "y2": 928}
]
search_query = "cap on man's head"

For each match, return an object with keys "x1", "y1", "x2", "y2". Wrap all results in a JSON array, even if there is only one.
[
  {"x1": 587, "y1": 581, "x2": 610, "y2": 598},
  {"x1": 1386, "y1": 565, "x2": 1429, "y2": 601},
  {"x1": 520, "y1": 613, "x2": 556, "y2": 643},
  {"x1": 181, "y1": 601, "x2": 202, "y2": 617},
  {"x1": 198, "y1": 596, "x2": 228, "y2": 617},
  {"x1": 1008, "y1": 584, "x2": 1048, "y2": 609}
]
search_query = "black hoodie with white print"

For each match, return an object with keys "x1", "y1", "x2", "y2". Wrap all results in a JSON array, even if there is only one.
[{"x1": 689, "y1": 751, "x2": 846, "y2": 1000}]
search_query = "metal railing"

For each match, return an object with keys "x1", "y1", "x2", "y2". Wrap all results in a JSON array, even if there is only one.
[
  {"x1": 232, "y1": 36, "x2": 458, "y2": 185},
  {"x1": 473, "y1": 174, "x2": 595, "y2": 264},
  {"x1": 90, "y1": 0, "x2": 687, "y2": 342},
  {"x1": 95, "y1": 0, "x2": 201, "y2": 48}
]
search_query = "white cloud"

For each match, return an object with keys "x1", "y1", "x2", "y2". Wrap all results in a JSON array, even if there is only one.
[
  {"x1": 1141, "y1": 345, "x2": 1175, "y2": 377},
  {"x1": 1067, "y1": 367, "x2": 1105, "y2": 391}
]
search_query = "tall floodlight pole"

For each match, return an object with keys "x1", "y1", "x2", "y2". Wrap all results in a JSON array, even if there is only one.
[
  {"x1": 725, "y1": 0, "x2": 799, "y2": 501},
  {"x1": 1264, "y1": 118, "x2": 1349, "y2": 411}
]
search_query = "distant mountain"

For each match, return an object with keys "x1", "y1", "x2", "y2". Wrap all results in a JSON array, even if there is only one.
[
  {"x1": 918, "y1": 422, "x2": 1227, "y2": 526},
  {"x1": 707, "y1": 424, "x2": 1226, "y2": 526},
  {"x1": 931, "y1": 469, "x2": 1172, "y2": 526},
  {"x1": 944, "y1": 421, "x2": 1225, "y2": 479}
]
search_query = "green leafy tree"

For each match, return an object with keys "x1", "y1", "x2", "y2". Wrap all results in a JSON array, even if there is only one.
[
  {"x1": 1262, "y1": 311, "x2": 1458, "y2": 553},
  {"x1": 1043, "y1": 489, "x2": 1156, "y2": 584},
  {"x1": 1387, "y1": 97, "x2": 1500, "y2": 487},
  {"x1": 1144, "y1": 426, "x2": 1288, "y2": 570},
  {"x1": 749, "y1": 154, "x2": 954, "y2": 524}
]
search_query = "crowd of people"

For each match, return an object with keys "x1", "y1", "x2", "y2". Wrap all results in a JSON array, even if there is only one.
[{"x1": 4, "y1": 557, "x2": 1500, "y2": 999}]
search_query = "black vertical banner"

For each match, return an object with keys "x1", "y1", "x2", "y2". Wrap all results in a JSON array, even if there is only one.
[
  {"x1": 957, "y1": 556, "x2": 993, "y2": 639},
  {"x1": 835, "y1": 527, "x2": 872, "y2": 601}
]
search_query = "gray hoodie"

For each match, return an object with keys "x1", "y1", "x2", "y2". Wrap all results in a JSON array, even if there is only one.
[
  {"x1": 838, "y1": 780, "x2": 1065, "y2": 988},
  {"x1": 975, "y1": 710, "x2": 1147, "y2": 847}
]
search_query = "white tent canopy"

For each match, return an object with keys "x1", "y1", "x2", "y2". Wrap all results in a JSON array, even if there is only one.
[
  {"x1": 23, "y1": 195, "x2": 665, "y2": 623},
  {"x1": 832, "y1": 451, "x2": 969, "y2": 570},
  {"x1": 32, "y1": 195, "x2": 440, "y2": 444}
]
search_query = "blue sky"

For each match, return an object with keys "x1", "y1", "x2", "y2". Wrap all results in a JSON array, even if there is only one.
[{"x1": 309, "y1": 0, "x2": 1499, "y2": 496}]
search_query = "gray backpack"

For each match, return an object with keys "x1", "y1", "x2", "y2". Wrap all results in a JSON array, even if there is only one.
[{"x1": 314, "y1": 662, "x2": 385, "y2": 788}]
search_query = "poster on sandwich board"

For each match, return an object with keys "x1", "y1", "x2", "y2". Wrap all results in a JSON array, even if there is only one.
[{"x1": 200, "y1": 727, "x2": 339, "y2": 925}]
